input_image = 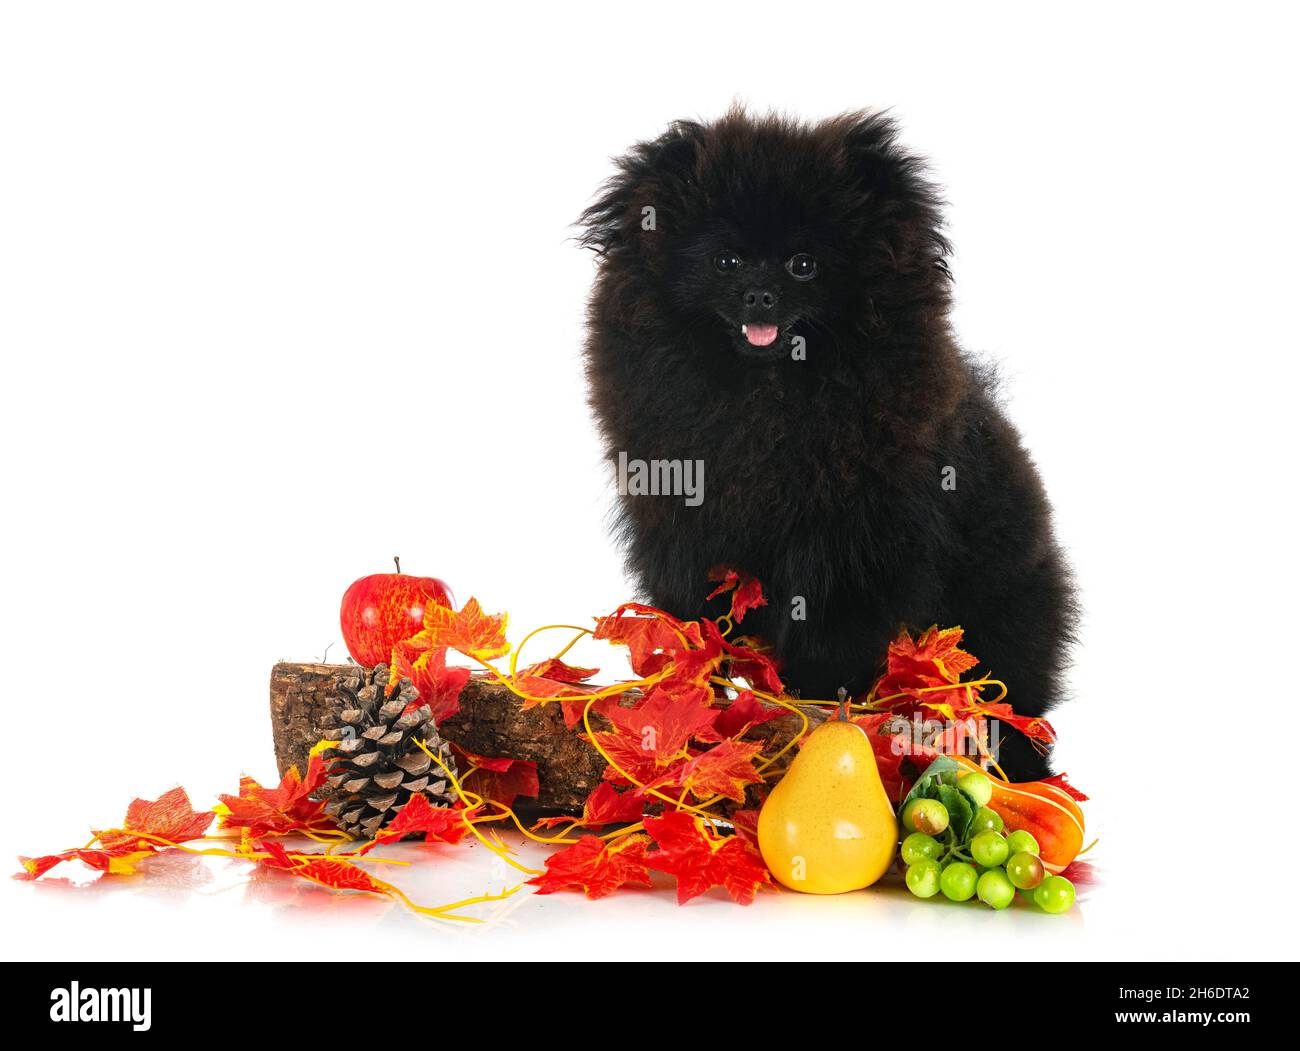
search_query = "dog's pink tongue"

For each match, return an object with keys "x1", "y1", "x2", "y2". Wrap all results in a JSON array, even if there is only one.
[{"x1": 744, "y1": 323, "x2": 779, "y2": 347}]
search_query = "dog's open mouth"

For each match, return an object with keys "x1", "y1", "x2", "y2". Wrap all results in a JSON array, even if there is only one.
[{"x1": 741, "y1": 323, "x2": 780, "y2": 347}]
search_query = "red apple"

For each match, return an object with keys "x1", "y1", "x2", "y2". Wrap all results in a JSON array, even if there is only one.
[{"x1": 340, "y1": 557, "x2": 454, "y2": 667}]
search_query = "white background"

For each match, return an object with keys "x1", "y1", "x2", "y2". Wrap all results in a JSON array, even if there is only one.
[{"x1": 2, "y1": 1, "x2": 1296, "y2": 961}]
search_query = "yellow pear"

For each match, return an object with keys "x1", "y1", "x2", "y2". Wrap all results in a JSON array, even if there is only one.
[{"x1": 757, "y1": 715, "x2": 896, "y2": 894}]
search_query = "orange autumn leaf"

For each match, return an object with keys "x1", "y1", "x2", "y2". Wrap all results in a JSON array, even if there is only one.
[
  {"x1": 216, "y1": 754, "x2": 329, "y2": 837},
  {"x1": 882, "y1": 624, "x2": 980, "y2": 691},
  {"x1": 643, "y1": 810, "x2": 771, "y2": 905},
  {"x1": 600, "y1": 683, "x2": 717, "y2": 764},
  {"x1": 647, "y1": 738, "x2": 765, "y2": 803},
  {"x1": 406, "y1": 596, "x2": 510, "y2": 663},
  {"x1": 119, "y1": 787, "x2": 213, "y2": 845},
  {"x1": 527, "y1": 833, "x2": 653, "y2": 899}
]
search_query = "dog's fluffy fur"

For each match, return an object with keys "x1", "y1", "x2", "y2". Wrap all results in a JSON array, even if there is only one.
[{"x1": 580, "y1": 110, "x2": 1075, "y2": 778}]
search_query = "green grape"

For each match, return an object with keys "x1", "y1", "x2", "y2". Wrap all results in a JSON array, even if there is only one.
[
  {"x1": 970, "y1": 807, "x2": 1004, "y2": 834},
  {"x1": 957, "y1": 772, "x2": 993, "y2": 807},
  {"x1": 1005, "y1": 829, "x2": 1040, "y2": 857},
  {"x1": 939, "y1": 862, "x2": 978, "y2": 902},
  {"x1": 970, "y1": 830, "x2": 1010, "y2": 868},
  {"x1": 900, "y1": 832, "x2": 942, "y2": 866},
  {"x1": 910, "y1": 799, "x2": 949, "y2": 836},
  {"x1": 1005, "y1": 851, "x2": 1045, "y2": 890},
  {"x1": 905, "y1": 858, "x2": 942, "y2": 898},
  {"x1": 976, "y1": 868, "x2": 1015, "y2": 910},
  {"x1": 899, "y1": 798, "x2": 921, "y2": 833},
  {"x1": 1033, "y1": 875, "x2": 1076, "y2": 914}
]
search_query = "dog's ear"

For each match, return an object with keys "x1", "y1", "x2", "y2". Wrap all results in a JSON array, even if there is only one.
[
  {"x1": 578, "y1": 120, "x2": 703, "y2": 256},
  {"x1": 837, "y1": 111, "x2": 951, "y2": 275}
]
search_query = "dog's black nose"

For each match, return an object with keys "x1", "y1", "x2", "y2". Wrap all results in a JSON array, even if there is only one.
[{"x1": 743, "y1": 288, "x2": 777, "y2": 310}]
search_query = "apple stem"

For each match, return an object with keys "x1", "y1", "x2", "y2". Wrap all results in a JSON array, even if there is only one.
[
  {"x1": 394, "y1": 556, "x2": 401, "y2": 574},
  {"x1": 836, "y1": 686, "x2": 849, "y2": 721}
]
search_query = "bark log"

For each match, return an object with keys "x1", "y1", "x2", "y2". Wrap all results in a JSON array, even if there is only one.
[{"x1": 270, "y1": 662, "x2": 823, "y2": 814}]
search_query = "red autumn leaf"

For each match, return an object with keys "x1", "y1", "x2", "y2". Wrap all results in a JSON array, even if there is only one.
[
  {"x1": 849, "y1": 712, "x2": 911, "y2": 804},
  {"x1": 729, "y1": 577, "x2": 767, "y2": 623},
  {"x1": 1059, "y1": 859, "x2": 1098, "y2": 885},
  {"x1": 601, "y1": 683, "x2": 717, "y2": 763},
  {"x1": 16, "y1": 787, "x2": 214, "y2": 882},
  {"x1": 216, "y1": 754, "x2": 330, "y2": 837},
  {"x1": 970, "y1": 702, "x2": 1057, "y2": 744},
  {"x1": 707, "y1": 689, "x2": 783, "y2": 740},
  {"x1": 514, "y1": 655, "x2": 600, "y2": 728},
  {"x1": 646, "y1": 738, "x2": 765, "y2": 803},
  {"x1": 527, "y1": 833, "x2": 653, "y2": 899},
  {"x1": 728, "y1": 809, "x2": 761, "y2": 850},
  {"x1": 531, "y1": 781, "x2": 644, "y2": 830},
  {"x1": 643, "y1": 810, "x2": 771, "y2": 905},
  {"x1": 587, "y1": 729, "x2": 683, "y2": 787},
  {"x1": 513, "y1": 667, "x2": 601, "y2": 729},
  {"x1": 14, "y1": 854, "x2": 65, "y2": 881},
  {"x1": 371, "y1": 794, "x2": 474, "y2": 846},
  {"x1": 699, "y1": 618, "x2": 784, "y2": 696},
  {"x1": 725, "y1": 647, "x2": 784, "y2": 696},
  {"x1": 518, "y1": 657, "x2": 599, "y2": 683},
  {"x1": 1041, "y1": 773, "x2": 1089, "y2": 802},
  {"x1": 405, "y1": 596, "x2": 510, "y2": 663},
  {"x1": 389, "y1": 643, "x2": 471, "y2": 723},
  {"x1": 66, "y1": 847, "x2": 156, "y2": 876},
  {"x1": 14, "y1": 842, "x2": 155, "y2": 881},
  {"x1": 255, "y1": 839, "x2": 396, "y2": 897},
  {"x1": 658, "y1": 636, "x2": 726, "y2": 690},
  {"x1": 605, "y1": 602, "x2": 703, "y2": 639},
  {"x1": 456, "y1": 747, "x2": 539, "y2": 808},
  {"x1": 896, "y1": 624, "x2": 980, "y2": 681},
  {"x1": 580, "y1": 782, "x2": 645, "y2": 826},
  {"x1": 594, "y1": 604, "x2": 703, "y2": 677},
  {"x1": 706, "y1": 566, "x2": 769, "y2": 624}
]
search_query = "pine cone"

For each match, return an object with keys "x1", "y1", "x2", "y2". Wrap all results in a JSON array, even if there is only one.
[{"x1": 320, "y1": 664, "x2": 459, "y2": 839}]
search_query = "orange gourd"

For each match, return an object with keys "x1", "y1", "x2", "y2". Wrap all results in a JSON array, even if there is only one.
[{"x1": 949, "y1": 756, "x2": 1085, "y2": 873}]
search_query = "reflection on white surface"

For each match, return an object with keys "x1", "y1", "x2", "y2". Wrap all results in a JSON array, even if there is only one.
[{"x1": 7, "y1": 828, "x2": 1099, "y2": 960}]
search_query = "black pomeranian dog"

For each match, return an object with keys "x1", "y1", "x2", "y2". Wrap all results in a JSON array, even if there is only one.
[{"x1": 579, "y1": 109, "x2": 1075, "y2": 778}]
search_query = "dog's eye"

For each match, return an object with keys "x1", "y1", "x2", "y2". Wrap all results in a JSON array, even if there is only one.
[
  {"x1": 786, "y1": 253, "x2": 818, "y2": 281},
  {"x1": 714, "y1": 252, "x2": 741, "y2": 273}
]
